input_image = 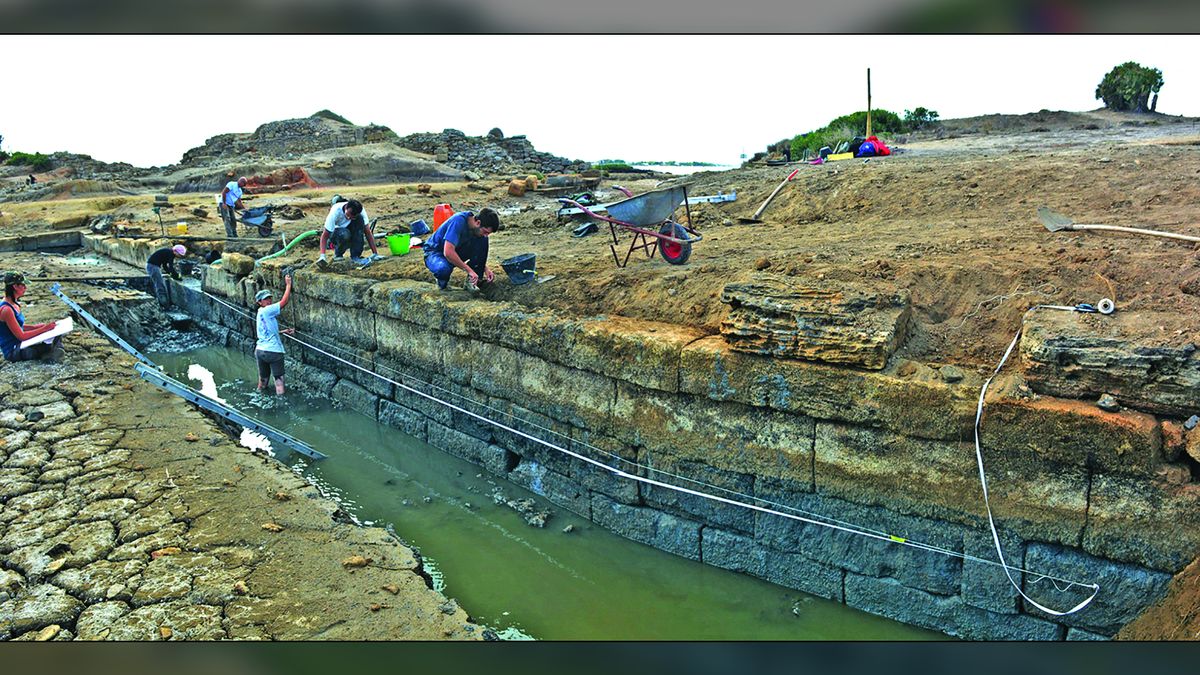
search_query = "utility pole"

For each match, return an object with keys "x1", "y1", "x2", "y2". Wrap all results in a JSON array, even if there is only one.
[{"x1": 866, "y1": 67, "x2": 872, "y2": 138}]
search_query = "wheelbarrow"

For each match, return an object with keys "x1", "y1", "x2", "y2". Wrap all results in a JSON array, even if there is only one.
[
  {"x1": 239, "y1": 206, "x2": 275, "y2": 237},
  {"x1": 557, "y1": 186, "x2": 702, "y2": 267}
]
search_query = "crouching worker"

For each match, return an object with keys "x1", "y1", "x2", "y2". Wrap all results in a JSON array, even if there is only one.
[
  {"x1": 1, "y1": 272, "x2": 65, "y2": 363},
  {"x1": 254, "y1": 274, "x2": 296, "y2": 395},
  {"x1": 422, "y1": 207, "x2": 501, "y2": 290},
  {"x1": 147, "y1": 244, "x2": 186, "y2": 308},
  {"x1": 316, "y1": 197, "x2": 382, "y2": 265}
]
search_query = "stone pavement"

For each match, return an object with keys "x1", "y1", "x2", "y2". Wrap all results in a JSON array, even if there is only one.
[{"x1": 0, "y1": 309, "x2": 482, "y2": 641}]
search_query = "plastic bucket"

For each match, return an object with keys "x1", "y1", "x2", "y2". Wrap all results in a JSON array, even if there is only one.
[
  {"x1": 501, "y1": 253, "x2": 536, "y2": 285},
  {"x1": 409, "y1": 219, "x2": 431, "y2": 236},
  {"x1": 175, "y1": 223, "x2": 188, "y2": 234},
  {"x1": 386, "y1": 233, "x2": 411, "y2": 256}
]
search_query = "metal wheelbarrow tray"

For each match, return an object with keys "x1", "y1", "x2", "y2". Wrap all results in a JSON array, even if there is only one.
[
  {"x1": 239, "y1": 206, "x2": 275, "y2": 237},
  {"x1": 558, "y1": 186, "x2": 703, "y2": 267}
]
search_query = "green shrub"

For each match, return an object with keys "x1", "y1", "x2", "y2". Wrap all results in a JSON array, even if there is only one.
[
  {"x1": 903, "y1": 106, "x2": 940, "y2": 129},
  {"x1": 590, "y1": 162, "x2": 634, "y2": 172},
  {"x1": 311, "y1": 109, "x2": 353, "y2": 125},
  {"x1": 1095, "y1": 61, "x2": 1163, "y2": 112},
  {"x1": 6, "y1": 151, "x2": 51, "y2": 171},
  {"x1": 788, "y1": 108, "x2": 915, "y2": 157}
]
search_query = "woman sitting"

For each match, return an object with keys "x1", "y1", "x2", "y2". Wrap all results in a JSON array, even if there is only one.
[{"x1": 0, "y1": 271, "x2": 65, "y2": 363}]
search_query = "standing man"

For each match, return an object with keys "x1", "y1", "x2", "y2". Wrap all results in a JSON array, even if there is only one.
[
  {"x1": 254, "y1": 274, "x2": 295, "y2": 395},
  {"x1": 422, "y1": 207, "x2": 501, "y2": 290},
  {"x1": 220, "y1": 176, "x2": 248, "y2": 238},
  {"x1": 316, "y1": 197, "x2": 382, "y2": 265},
  {"x1": 146, "y1": 244, "x2": 186, "y2": 308}
]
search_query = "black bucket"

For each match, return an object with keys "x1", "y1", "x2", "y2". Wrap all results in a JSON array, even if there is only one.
[{"x1": 501, "y1": 253, "x2": 537, "y2": 285}]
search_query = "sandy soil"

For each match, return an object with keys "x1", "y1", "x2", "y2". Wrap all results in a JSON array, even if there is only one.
[{"x1": 6, "y1": 109, "x2": 1200, "y2": 376}]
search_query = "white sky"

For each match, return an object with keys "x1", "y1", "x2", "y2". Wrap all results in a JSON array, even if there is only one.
[{"x1": 2, "y1": 35, "x2": 1197, "y2": 168}]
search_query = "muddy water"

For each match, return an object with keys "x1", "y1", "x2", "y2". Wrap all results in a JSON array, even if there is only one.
[{"x1": 146, "y1": 343, "x2": 939, "y2": 641}]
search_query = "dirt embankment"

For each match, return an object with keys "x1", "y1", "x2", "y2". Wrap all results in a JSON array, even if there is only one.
[{"x1": 0, "y1": 284, "x2": 483, "y2": 641}]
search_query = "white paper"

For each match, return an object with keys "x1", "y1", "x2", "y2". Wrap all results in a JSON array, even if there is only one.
[{"x1": 19, "y1": 316, "x2": 73, "y2": 349}]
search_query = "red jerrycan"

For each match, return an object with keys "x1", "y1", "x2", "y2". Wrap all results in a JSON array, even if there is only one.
[{"x1": 432, "y1": 203, "x2": 455, "y2": 231}]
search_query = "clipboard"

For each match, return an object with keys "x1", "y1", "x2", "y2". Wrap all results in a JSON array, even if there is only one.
[{"x1": 19, "y1": 316, "x2": 73, "y2": 349}]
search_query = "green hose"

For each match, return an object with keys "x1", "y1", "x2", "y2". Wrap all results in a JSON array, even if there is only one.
[{"x1": 255, "y1": 229, "x2": 319, "y2": 265}]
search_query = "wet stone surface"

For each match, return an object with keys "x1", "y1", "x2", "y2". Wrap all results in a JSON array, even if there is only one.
[{"x1": 1, "y1": 311, "x2": 481, "y2": 641}]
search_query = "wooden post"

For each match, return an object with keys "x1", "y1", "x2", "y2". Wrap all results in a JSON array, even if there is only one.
[{"x1": 866, "y1": 68, "x2": 872, "y2": 138}]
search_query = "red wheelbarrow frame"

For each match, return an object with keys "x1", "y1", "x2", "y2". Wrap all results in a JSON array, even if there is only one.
[{"x1": 557, "y1": 186, "x2": 703, "y2": 268}]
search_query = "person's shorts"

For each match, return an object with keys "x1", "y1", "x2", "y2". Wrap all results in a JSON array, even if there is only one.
[{"x1": 256, "y1": 349, "x2": 285, "y2": 380}]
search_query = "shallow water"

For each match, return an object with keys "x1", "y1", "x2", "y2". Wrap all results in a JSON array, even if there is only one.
[{"x1": 147, "y1": 343, "x2": 940, "y2": 641}]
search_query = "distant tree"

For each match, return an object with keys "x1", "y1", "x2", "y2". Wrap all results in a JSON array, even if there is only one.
[
  {"x1": 904, "y1": 107, "x2": 940, "y2": 129},
  {"x1": 1095, "y1": 62, "x2": 1163, "y2": 112},
  {"x1": 0, "y1": 133, "x2": 6, "y2": 163}
]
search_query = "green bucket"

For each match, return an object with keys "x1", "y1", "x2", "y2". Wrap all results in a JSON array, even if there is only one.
[{"x1": 386, "y1": 233, "x2": 411, "y2": 256}]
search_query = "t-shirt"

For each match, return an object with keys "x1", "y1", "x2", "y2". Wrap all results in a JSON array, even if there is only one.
[
  {"x1": 146, "y1": 247, "x2": 178, "y2": 270},
  {"x1": 255, "y1": 302, "x2": 284, "y2": 353},
  {"x1": 222, "y1": 181, "x2": 243, "y2": 208},
  {"x1": 422, "y1": 211, "x2": 473, "y2": 254},
  {"x1": 324, "y1": 202, "x2": 369, "y2": 233},
  {"x1": 0, "y1": 299, "x2": 25, "y2": 360}
]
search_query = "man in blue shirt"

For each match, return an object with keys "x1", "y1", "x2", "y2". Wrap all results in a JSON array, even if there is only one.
[
  {"x1": 422, "y1": 208, "x2": 502, "y2": 290},
  {"x1": 254, "y1": 274, "x2": 295, "y2": 395},
  {"x1": 220, "y1": 176, "x2": 248, "y2": 238}
]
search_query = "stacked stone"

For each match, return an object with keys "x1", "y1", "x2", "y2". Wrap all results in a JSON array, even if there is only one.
[{"x1": 395, "y1": 129, "x2": 587, "y2": 176}]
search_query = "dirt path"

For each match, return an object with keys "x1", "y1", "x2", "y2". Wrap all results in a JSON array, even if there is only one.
[{"x1": 0, "y1": 287, "x2": 483, "y2": 641}]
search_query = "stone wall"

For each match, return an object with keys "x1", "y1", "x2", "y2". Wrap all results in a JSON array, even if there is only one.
[
  {"x1": 395, "y1": 129, "x2": 588, "y2": 175},
  {"x1": 181, "y1": 117, "x2": 399, "y2": 164},
  {"x1": 83, "y1": 233, "x2": 1200, "y2": 640}
]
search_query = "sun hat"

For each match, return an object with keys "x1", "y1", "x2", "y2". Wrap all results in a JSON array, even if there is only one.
[
  {"x1": 173, "y1": 244, "x2": 187, "y2": 256},
  {"x1": 255, "y1": 289, "x2": 274, "y2": 302}
]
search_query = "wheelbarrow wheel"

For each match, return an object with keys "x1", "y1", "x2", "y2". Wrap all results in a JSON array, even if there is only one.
[{"x1": 659, "y1": 222, "x2": 692, "y2": 265}]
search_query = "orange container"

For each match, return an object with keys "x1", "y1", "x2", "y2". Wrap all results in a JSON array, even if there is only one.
[{"x1": 432, "y1": 203, "x2": 455, "y2": 231}]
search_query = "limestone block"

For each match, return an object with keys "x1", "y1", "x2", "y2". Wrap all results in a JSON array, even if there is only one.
[
  {"x1": 611, "y1": 381, "x2": 815, "y2": 483},
  {"x1": 292, "y1": 296, "x2": 376, "y2": 352},
  {"x1": 507, "y1": 179, "x2": 527, "y2": 196},
  {"x1": 702, "y1": 527, "x2": 767, "y2": 577},
  {"x1": 507, "y1": 460, "x2": 590, "y2": 517},
  {"x1": 374, "y1": 315, "x2": 448, "y2": 383},
  {"x1": 1024, "y1": 542, "x2": 1172, "y2": 635},
  {"x1": 763, "y1": 550, "x2": 846, "y2": 602},
  {"x1": 1186, "y1": 428, "x2": 1200, "y2": 464},
  {"x1": 679, "y1": 336, "x2": 977, "y2": 441},
  {"x1": 449, "y1": 340, "x2": 613, "y2": 433},
  {"x1": 720, "y1": 276, "x2": 911, "y2": 370},
  {"x1": 961, "y1": 530, "x2": 1022, "y2": 615},
  {"x1": 332, "y1": 378, "x2": 379, "y2": 420},
  {"x1": 378, "y1": 400, "x2": 428, "y2": 442},
  {"x1": 294, "y1": 268, "x2": 378, "y2": 309},
  {"x1": 201, "y1": 264, "x2": 245, "y2": 306},
  {"x1": 367, "y1": 279, "x2": 450, "y2": 329},
  {"x1": 591, "y1": 493, "x2": 701, "y2": 561},
  {"x1": 1082, "y1": 474, "x2": 1200, "y2": 572},
  {"x1": 427, "y1": 421, "x2": 512, "y2": 477},
  {"x1": 1065, "y1": 627, "x2": 1109, "y2": 640},
  {"x1": 639, "y1": 453, "x2": 756, "y2": 534},
  {"x1": 221, "y1": 252, "x2": 255, "y2": 277},
  {"x1": 844, "y1": 573, "x2": 1063, "y2": 640},
  {"x1": 813, "y1": 421, "x2": 1089, "y2": 546},
  {"x1": 1021, "y1": 309, "x2": 1200, "y2": 417},
  {"x1": 981, "y1": 377, "x2": 1163, "y2": 477}
]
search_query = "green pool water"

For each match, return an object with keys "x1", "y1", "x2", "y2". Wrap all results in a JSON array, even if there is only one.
[{"x1": 147, "y1": 344, "x2": 940, "y2": 641}]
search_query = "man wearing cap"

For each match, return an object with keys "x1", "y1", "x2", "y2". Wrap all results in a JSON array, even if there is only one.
[
  {"x1": 254, "y1": 274, "x2": 295, "y2": 395},
  {"x1": 146, "y1": 244, "x2": 186, "y2": 309},
  {"x1": 316, "y1": 197, "x2": 382, "y2": 265},
  {"x1": 422, "y1": 207, "x2": 501, "y2": 290},
  {"x1": 220, "y1": 176, "x2": 248, "y2": 238},
  {"x1": 1, "y1": 271, "x2": 65, "y2": 363}
]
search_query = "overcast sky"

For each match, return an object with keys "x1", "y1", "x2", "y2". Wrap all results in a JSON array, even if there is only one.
[{"x1": 2, "y1": 35, "x2": 1197, "y2": 168}]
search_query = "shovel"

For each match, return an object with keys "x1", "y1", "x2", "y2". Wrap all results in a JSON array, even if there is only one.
[
  {"x1": 1038, "y1": 206, "x2": 1200, "y2": 244},
  {"x1": 739, "y1": 169, "x2": 800, "y2": 223}
]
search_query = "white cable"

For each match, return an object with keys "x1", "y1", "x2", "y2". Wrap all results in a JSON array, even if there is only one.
[
  {"x1": 972, "y1": 303, "x2": 1100, "y2": 616},
  {"x1": 201, "y1": 288, "x2": 1101, "y2": 600}
]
